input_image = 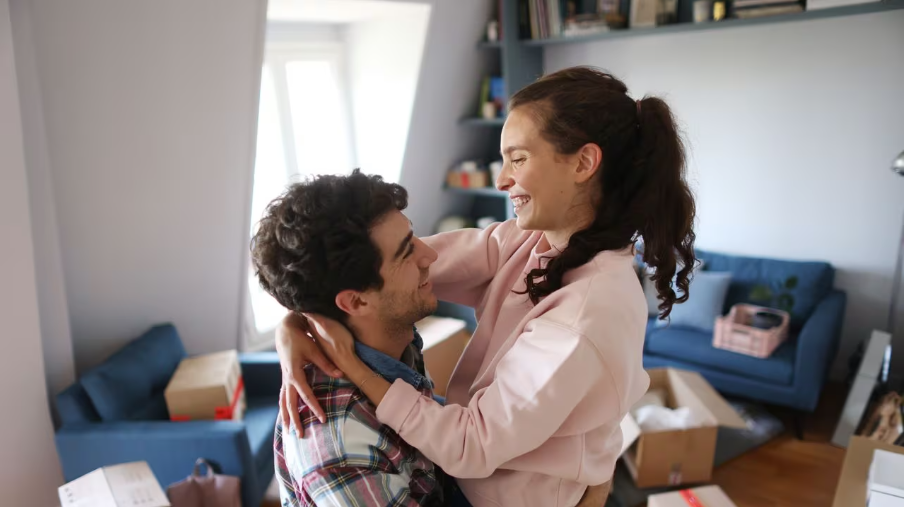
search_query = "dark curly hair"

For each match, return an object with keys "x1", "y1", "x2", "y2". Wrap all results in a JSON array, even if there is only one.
[
  {"x1": 250, "y1": 170, "x2": 408, "y2": 323},
  {"x1": 509, "y1": 66, "x2": 696, "y2": 319}
]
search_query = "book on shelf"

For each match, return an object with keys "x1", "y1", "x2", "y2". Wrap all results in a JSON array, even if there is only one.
[{"x1": 522, "y1": 0, "x2": 621, "y2": 40}]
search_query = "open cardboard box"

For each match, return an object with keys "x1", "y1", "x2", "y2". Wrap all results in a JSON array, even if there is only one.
[
  {"x1": 833, "y1": 436, "x2": 904, "y2": 507},
  {"x1": 619, "y1": 368, "x2": 747, "y2": 488}
]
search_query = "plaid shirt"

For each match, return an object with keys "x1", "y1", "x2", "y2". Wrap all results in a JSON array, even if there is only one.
[{"x1": 275, "y1": 332, "x2": 447, "y2": 506}]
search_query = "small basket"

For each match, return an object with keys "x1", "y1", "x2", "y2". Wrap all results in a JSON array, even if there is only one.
[{"x1": 714, "y1": 304, "x2": 789, "y2": 358}]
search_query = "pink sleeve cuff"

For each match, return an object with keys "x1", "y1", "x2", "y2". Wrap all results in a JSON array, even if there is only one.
[{"x1": 375, "y1": 379, "x2": 421, "y2": 432}]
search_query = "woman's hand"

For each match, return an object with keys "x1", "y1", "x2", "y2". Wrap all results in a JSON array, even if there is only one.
[
  {"x1": 305, "y1": 314, "x2": 392, "y2": 407},
  {"x1": 303, "y1": 313, "x2": 358, "y2": 370},
  {"x1": 276, "y1": 313, "x2": 343, "y2": 436}
]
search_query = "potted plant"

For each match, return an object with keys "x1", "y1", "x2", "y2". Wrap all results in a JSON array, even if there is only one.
[{"x1": 748, "y1": 276, "x2": 798, "y2": 329}]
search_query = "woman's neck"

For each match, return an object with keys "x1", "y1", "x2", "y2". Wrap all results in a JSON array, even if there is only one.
[{"x1": 544, "y1": 203, "x2": 595, "y2": 252}]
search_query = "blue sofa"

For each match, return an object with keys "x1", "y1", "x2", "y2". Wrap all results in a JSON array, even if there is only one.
[
  {"x1": 642, "y1": 250, "x2": 846, "y2": 412},
  {"x1": 55, "y1": 324, "x2": 281, "y2": 507}
]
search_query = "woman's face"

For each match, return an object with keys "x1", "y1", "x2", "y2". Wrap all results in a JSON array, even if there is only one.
[{"x1": 497, "y1": 107, "x2": 588, "y2": 234}]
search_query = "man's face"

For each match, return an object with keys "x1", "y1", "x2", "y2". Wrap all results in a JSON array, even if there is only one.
[{"x1": 366, "y1": 210, "x2": 438, "y2": 327}]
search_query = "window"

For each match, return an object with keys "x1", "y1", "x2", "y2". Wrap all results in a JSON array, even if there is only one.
[{"x1": 246, "y1": 42, "x2": 356, "y2": 348}]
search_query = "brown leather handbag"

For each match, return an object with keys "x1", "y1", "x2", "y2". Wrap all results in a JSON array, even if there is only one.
[{"x1": 167, "y1": 458, "x2": 241, "y2": 507}]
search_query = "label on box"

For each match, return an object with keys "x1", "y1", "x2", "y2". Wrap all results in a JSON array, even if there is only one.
[{"x1": 669, "y1": 463, "x2": 683, "y2": 485}]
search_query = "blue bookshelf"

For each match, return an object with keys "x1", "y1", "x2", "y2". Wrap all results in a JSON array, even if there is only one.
[{"x1": 522, "y1": 0, "x2": 904, "y2": 46}]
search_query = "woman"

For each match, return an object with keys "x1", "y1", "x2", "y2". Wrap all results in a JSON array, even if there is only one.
[{"x1": 277, "y1": 66, "x2": 696, "y2": 507}]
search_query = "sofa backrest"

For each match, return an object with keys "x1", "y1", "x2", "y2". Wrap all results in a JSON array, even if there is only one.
[
  {"x1": 696, "y1": 250, "x2": 834, "y2": 329},
  {"x1": 61, "y1": 323, "x2": 187, "y2": 424}
]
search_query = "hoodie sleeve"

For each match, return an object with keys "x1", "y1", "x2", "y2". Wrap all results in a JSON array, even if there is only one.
[
  {"x1": 375, "y1": 319, "x2": 618, "y2": 479},
  {"x1": 421, "y1": 220, "x2": 520, "y2": 309}
]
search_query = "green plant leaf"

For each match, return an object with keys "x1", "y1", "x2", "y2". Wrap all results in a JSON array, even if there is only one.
[
  {"x1": 776, "y1": 293, "x2": 794, "y2": 313},
  {"x1": 750, "y1": 285, "x2": 773, "y2": 302},
  {"x1": 784, "y1": 276, "x2": 799, "y2": 290}
]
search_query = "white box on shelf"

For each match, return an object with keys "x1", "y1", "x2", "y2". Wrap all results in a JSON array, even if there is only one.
[{"x1": 869, "y1": 449, "x2": 904, "y2": 506}]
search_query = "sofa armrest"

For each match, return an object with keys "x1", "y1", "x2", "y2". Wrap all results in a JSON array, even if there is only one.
[
  {"x1": 240, "y1": 352, "x2": 281, "y2": 398},
  {"x1": 793, "y1": 289, "x2": 846, "y2": 411},
  {"x1": 56, "y1": 421, "x2": 260, "y2": 507}
]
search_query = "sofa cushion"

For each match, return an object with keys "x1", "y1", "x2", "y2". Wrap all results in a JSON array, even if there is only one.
[
  {"x1": 245, "y1": 396, "x2": 279, "y2": 481},
  {"x1": 696, "y1": 250, "x2": 833, "y2": 329},
  {"x1": 81, "y1": 324, "x2": 187, "y2": 422},
  {"x1": 128, "y1": 393, "x2": 170, "y2": 421},
  {"x1": 56, "y1": 382, "x2": 101, "y2": 426},
  {"x1": 646, "y1": 326, "x2": 795, "y2": 385},
  {"x1": 656, "y1": 272, "x2": 731, "y2": 332}
]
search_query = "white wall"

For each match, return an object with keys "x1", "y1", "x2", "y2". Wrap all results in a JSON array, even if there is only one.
[
  {"x1": 399, "y1": 0, "x2": 501, "y2": 235},
  {"x1": 544, "y1": 12, "x2": 904, "y2": 379},
  {"x1": 0, "y1": 0, "x2": 64, "y2": 500},
  {"x1": 9, "y1": 0, "x2": 75, "y2": 411},
  {"x1": 345, "y1": 4, "x2": 431, "y2": 183},
  {"x1": 27, "y1": 0, "x2": 267, "y2": 373}
]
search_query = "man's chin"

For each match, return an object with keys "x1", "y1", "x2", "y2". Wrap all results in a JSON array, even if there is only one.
[{"x1": 417, "y1": 298, "x2": 439, "y2": 322}]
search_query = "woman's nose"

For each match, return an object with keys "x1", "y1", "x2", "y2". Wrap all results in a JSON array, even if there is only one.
[{"x1": 496, "y1": 162, "x2": 514, "y2": 192}]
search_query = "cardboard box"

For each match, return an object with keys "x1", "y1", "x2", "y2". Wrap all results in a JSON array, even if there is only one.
[
  {"x1": 165, "y1": 350, "x2": 245, "y2": 421},
  {"x1": 647, "y1": 485, "x2": 738, "y2": 507},
  {"x1": 417, "y1": 316, "x2": 470, "y2": 397},
  {"x1": 835, "y1": 436, "x2": 904, "y2": 507},
  {"x1": 58, "y1": 461, "x2": 170, "y2": 507},
  {"x1": 870, "y1": 449, "x2": 904, "y2": 505},
  {"x1": 619, "y1": 368, "x2": 747, "y2": 488}
]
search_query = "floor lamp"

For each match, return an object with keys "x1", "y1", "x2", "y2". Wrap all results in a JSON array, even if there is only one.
[
  {"x1": 891, "y1": 150, "x2": 904, "y2": 338},
  {"x1": 831, "y1": 150, "x2": 904, "y2": 447}
]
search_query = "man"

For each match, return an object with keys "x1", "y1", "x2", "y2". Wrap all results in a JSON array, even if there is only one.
[{"x1": 250, "y1": 170, "x2": 445, "y2": 506}]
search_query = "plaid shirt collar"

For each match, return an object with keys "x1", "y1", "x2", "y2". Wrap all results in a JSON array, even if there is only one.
[{"x1": 354, "y1": 329, "x2": 433, "y2": 391}]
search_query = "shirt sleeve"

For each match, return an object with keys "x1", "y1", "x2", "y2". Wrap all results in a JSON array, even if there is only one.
[
  {"x1": 375, "y1": 319, "x2": 618, "y2": 479},
  {"x1": 302, "y1": 466, "x2": 423, "y2": 507},
  {"x1": 421, "y1": 220, "x2": 518, "y2": 309}
]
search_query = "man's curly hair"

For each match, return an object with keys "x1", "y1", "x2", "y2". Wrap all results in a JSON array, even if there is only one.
[{"x1": 250, "y1": 170, "x2": 408, "y2": 323}]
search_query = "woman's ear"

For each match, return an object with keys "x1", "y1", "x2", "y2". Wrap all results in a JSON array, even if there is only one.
[
  {"x1": 335, "y1": 290, "x2": 370, "y2": 317},
  {"x1": 574, "y1": 143, "x2": 603, "y2": 183}
]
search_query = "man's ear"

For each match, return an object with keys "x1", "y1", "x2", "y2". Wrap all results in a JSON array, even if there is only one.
[{"x1": 335, "y1": 290, "x2": 371, "y2": 317}]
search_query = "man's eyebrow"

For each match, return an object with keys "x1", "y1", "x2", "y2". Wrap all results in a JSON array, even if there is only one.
[{"x1": 393, "y1": 230, "x2": 414, "y2": 260}]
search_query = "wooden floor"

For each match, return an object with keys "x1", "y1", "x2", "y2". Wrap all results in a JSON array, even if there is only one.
[
  {"x1": 262, "y1": 384, "x2": 849, "y2": 507},
  {"x1": 710, "y1": 383, "x2": 847, "y2": 507}
]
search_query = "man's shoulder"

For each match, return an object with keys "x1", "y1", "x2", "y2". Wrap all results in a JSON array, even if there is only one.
[{"x1": 289, "y1": 367, "x2": 384, "y2": 469}]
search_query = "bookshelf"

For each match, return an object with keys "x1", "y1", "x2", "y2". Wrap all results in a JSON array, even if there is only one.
[{"x1": 522, "y1": 0, "x2": 904, "y2": 46}]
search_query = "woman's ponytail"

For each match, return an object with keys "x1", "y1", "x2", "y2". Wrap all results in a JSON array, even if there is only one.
[{"x1": 634, "y1": 97, "x2": 696, "y2": 318}]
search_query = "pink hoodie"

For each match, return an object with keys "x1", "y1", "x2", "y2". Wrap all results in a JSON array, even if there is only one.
[{"x1": 376, "y1": 219, "x2": 650, "y2": 507}]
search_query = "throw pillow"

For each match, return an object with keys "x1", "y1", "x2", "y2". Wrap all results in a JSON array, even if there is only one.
[
  {"x1": 656, "y1": 271, "x2": 732, "y2": 332},
  {"x1": 643, "y1": 260, "x2": 706, "y2": 318}
]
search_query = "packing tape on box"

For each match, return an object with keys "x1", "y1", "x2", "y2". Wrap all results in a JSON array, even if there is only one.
[
  {"x1": 680, "y1": 490, "x2": 703, "y2": 507},
  {"x1": 214, "y1": 376, "x2": 245, "y2": 420}
]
